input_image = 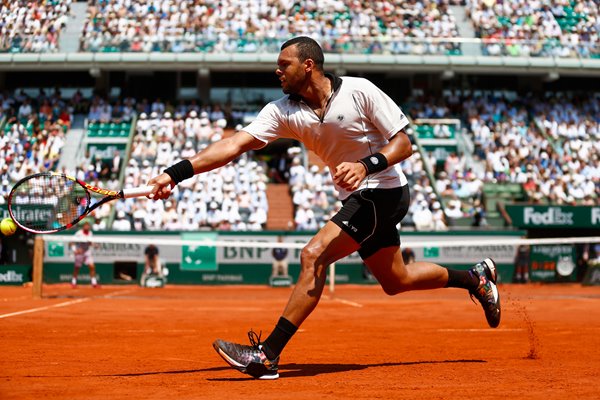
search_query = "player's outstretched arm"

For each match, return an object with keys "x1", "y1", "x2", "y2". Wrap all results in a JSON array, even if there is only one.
[
  {"x1": 148, "y1": 130, "x2": 264, "y2": 200},
  {"x1": 333, "y1": 129, "x2": 412, "y2": 191}
]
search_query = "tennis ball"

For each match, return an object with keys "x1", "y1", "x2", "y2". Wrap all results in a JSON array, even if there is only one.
[{"x1": 1, "y1": 218, "x2": 17, "y2": 236}]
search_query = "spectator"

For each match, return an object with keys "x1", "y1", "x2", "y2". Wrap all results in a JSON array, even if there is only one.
[
  {"x1": 431, "y1": 201, "x2": 449, "y2": 231},
  {"x1": 413, "y1": 201, "x2": 435, "y2": 231},
  {"x1": 113, "y1": 210, "x2": 132, "y2": 231},
  {"x1": 445, "y1": 199, "x2": 464, "y2": 220}
]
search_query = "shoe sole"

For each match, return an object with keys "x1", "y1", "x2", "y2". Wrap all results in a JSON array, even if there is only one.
[
  {"x1": 212, "y1": 341, "x2": 279, "y2": 380},
  {"x1": 481, "y1": 258, "x2": 500, "y2": 328},
  {"x1": 481, "y1": 258, "x2": 497, "y2": 283}
]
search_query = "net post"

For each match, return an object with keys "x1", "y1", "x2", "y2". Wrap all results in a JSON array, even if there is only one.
[
  {"x1": 329, "y1": 263, "x2": 335, "y2": 294},
  {"x1": 32, "y1": 235, "x2": 44, "y2": 299}
]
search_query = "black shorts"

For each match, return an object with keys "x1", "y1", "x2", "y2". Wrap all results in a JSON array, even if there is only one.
[{"x1": 331, "y1": 186, "x2": 410, "y2": 259}]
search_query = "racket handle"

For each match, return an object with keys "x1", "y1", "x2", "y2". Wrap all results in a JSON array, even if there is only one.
[{"x1": 122, "y1": 186, "x2": 154, "y2": 198}]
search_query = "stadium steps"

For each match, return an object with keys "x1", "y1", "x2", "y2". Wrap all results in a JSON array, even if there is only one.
[
  {"x1": 265, "y1": 183, "x2": 294, "y2": 230},
  {"x1": 457, "y1": 128, "x2": 485, "y2": 177},
  {"x1": 59, "y1": 2, "x2": 89, "y2": 52},
  {"x1": 57, "y1": 115, "x2": 86, "y2": 172},
  {"x1": 450, "y1": 5, "x2": 482, "y2": 56}
]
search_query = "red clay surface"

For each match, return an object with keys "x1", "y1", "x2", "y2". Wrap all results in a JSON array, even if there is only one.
[{"x1": 1, "y1": 283, "x2": 599, "y2": 399}]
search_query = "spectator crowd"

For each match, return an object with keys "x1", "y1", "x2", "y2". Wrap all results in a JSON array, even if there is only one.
[
  {"x1": 118, "y1": 108, "x2": 269, "y2": 231},
  {"x1": 1, "y1": 0, "x2": 599, "y2": 58},
  {"x1": 79, "y1": 0, "x2": 462, "y2": 55},
  {"x1": 409, "y1": 90, "x2": 599, "y2": 231},
  {"x1": 468, "y1": 0, "x2": 600, "y2": 58},
  {"x1": 0, "y1": 0, "x2": 72, "y2": 53},
  {"x1": 0, "y1": 88, "x2": 77, "y2": 205}
]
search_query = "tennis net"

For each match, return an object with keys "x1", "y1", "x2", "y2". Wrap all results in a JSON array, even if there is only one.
[{"x1": 29, "y1": 233, "x2": 600, "y2": 298}]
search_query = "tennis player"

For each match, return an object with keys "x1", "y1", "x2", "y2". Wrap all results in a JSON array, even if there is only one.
[{"x1": 148, "y1": 36, "x2": 500, "y2": 380}]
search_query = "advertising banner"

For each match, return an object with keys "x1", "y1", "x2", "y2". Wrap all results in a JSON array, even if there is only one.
[
  {"x1": 403, "y1": 235, "x2": 517, "y2": 264},
  {"x1": 85, "y1": 142, "x2": 128, "y2": 161},
  {"x1": 45, "y1": 235, "x2": 182, "y2": 263},
  {"x1": 506, "y1": 205, "x2": 600, "y2": 228},
  {"x1": 181, "y1": 232, "x2": 218, "y2": 271},
  {"x1": 216, "y1": 235, "x2": 362, "y2": 265}
]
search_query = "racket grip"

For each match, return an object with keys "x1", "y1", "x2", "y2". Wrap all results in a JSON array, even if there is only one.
[{"x1": 122, "y1": 186, "x2": 154, "y2": 198}]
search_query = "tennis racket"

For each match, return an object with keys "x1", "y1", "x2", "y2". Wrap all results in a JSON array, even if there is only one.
[{"x1": 8, "y1": 172, "x2": 153, "y2": 234}]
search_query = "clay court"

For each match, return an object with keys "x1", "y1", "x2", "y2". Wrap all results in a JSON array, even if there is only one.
[{"x1": 1, "y1": 283, "x2": 599, "y2": 399}]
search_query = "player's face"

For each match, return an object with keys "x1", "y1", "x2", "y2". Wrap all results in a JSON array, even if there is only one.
[{"x1": 276, "y1": 45, "x2": 307, "y2": 95}]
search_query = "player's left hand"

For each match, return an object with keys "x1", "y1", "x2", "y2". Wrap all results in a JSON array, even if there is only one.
[{"x1": 333, "y1": 162, "x2": 366, "y2": 191}]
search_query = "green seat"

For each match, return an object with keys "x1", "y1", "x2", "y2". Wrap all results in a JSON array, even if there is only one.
[
  {"x1": 487, "y1": 216, "x2": 506, "y2": 227},
  {"x1": 484, "y1": 196, "x2": 500, "y2": 213},
  {"x1": 415, "y1": 125, "x2": 435, "y2": 139},
  {"x1": 450, "y1": 217, "x2": 474, "y2": 227}
]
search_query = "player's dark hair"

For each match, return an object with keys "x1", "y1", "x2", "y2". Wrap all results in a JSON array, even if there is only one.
[{"x1": 281, "y1": 36, "x2": 324, "y2": 71}]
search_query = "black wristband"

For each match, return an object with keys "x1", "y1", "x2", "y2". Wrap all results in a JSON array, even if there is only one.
[
  {"x1": 164, "y1": 159, "x2": 194, "y2": 184},
  {"x1": 358, "y1": 152, "x2": 388, "y2": 175}
]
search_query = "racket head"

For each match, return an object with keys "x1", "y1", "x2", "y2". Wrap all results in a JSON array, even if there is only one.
[{"x1": 8, "y1": 172, "x2": 92, "y2": 234}]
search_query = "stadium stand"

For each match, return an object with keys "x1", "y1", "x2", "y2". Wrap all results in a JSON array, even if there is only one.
[
  {"x1": 79, "y1": 0, "x2": 462, "y2": 55},
  {"x1": 0, "y1": 0, "x2": 73, "y2": 53},
  {"x1": 0, "y1": 90, "x2": 71, "y2": 204},
  {"x1": 468, "y1": 0, "x2": 599, "y2": 57},
  {"x1": 394, "y1": 89, "x2": 600, "y2": 228},
  {"x1": 531, "y1": 94, "x2": 599, "y2": 205},
  {"x1": 288, "y1": 142, "x2": 444, "y2": 231},
  {"x1": 120, "y1": 108, "x2": 269, "y2": 231}
]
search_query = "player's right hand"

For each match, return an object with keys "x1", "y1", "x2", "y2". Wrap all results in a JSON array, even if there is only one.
[
  {"x1": 333, "y1": 161, "x2": 367, "y2": 191},
  {"x1": 147, "y1": 173, "x2": 175, "y2": 200}
]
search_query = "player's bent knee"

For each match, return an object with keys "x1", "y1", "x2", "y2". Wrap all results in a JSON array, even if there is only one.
[
  {"x1": 300, "y1": 244, "x2": 320, "y2": 267},
  {"x1": 299, "y1": 243, "x2": 331, "y2": 278},
  {"x1": 381, "y1": 284, "x2": 404, "y2": 296},
  {"x1": 379, "y1": 276, "x2": 412, "y2": 296}
]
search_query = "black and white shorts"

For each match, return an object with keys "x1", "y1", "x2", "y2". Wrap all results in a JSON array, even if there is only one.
[{"x1": 331, "y1": 186, "x2": 410, "y2": 259}]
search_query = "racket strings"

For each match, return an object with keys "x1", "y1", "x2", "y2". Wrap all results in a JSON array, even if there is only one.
[{"x1": 10, "y1": 174, "x2": 88, "y2": 231}]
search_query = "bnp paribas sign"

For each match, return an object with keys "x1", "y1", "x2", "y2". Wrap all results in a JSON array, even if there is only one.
[{"x1": 506, "y1": 205, "x2": 600, "y2": 228}]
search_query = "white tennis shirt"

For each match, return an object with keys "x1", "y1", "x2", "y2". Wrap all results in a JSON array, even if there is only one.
[{"x1": 243, "y1": 75, "x2": 409, "y2": 200}]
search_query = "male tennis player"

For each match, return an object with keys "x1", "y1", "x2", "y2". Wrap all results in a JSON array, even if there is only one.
[{"x1": 148, "y1": 36, "x2": 500, "y2": 380}]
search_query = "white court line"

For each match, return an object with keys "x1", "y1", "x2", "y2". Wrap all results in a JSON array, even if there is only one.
[
  {"x1": 1, "y1": 296, "x2": 30, "y2": 302},
  {"x1": 437, "y1": 328, "x2": 524, "y2": 332},
  {"x1": 322, "y1": 294, "x2": 363, "y2": 308},
  {"x1": 100, "y1": 288, "x2": 137, "y2": 298},
  {"x1": 0, "y1": 298, "x2": 90, "y2": 319},
  {"x1": 0, "y1": 288, "x2": 137, "y2": 320}
]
